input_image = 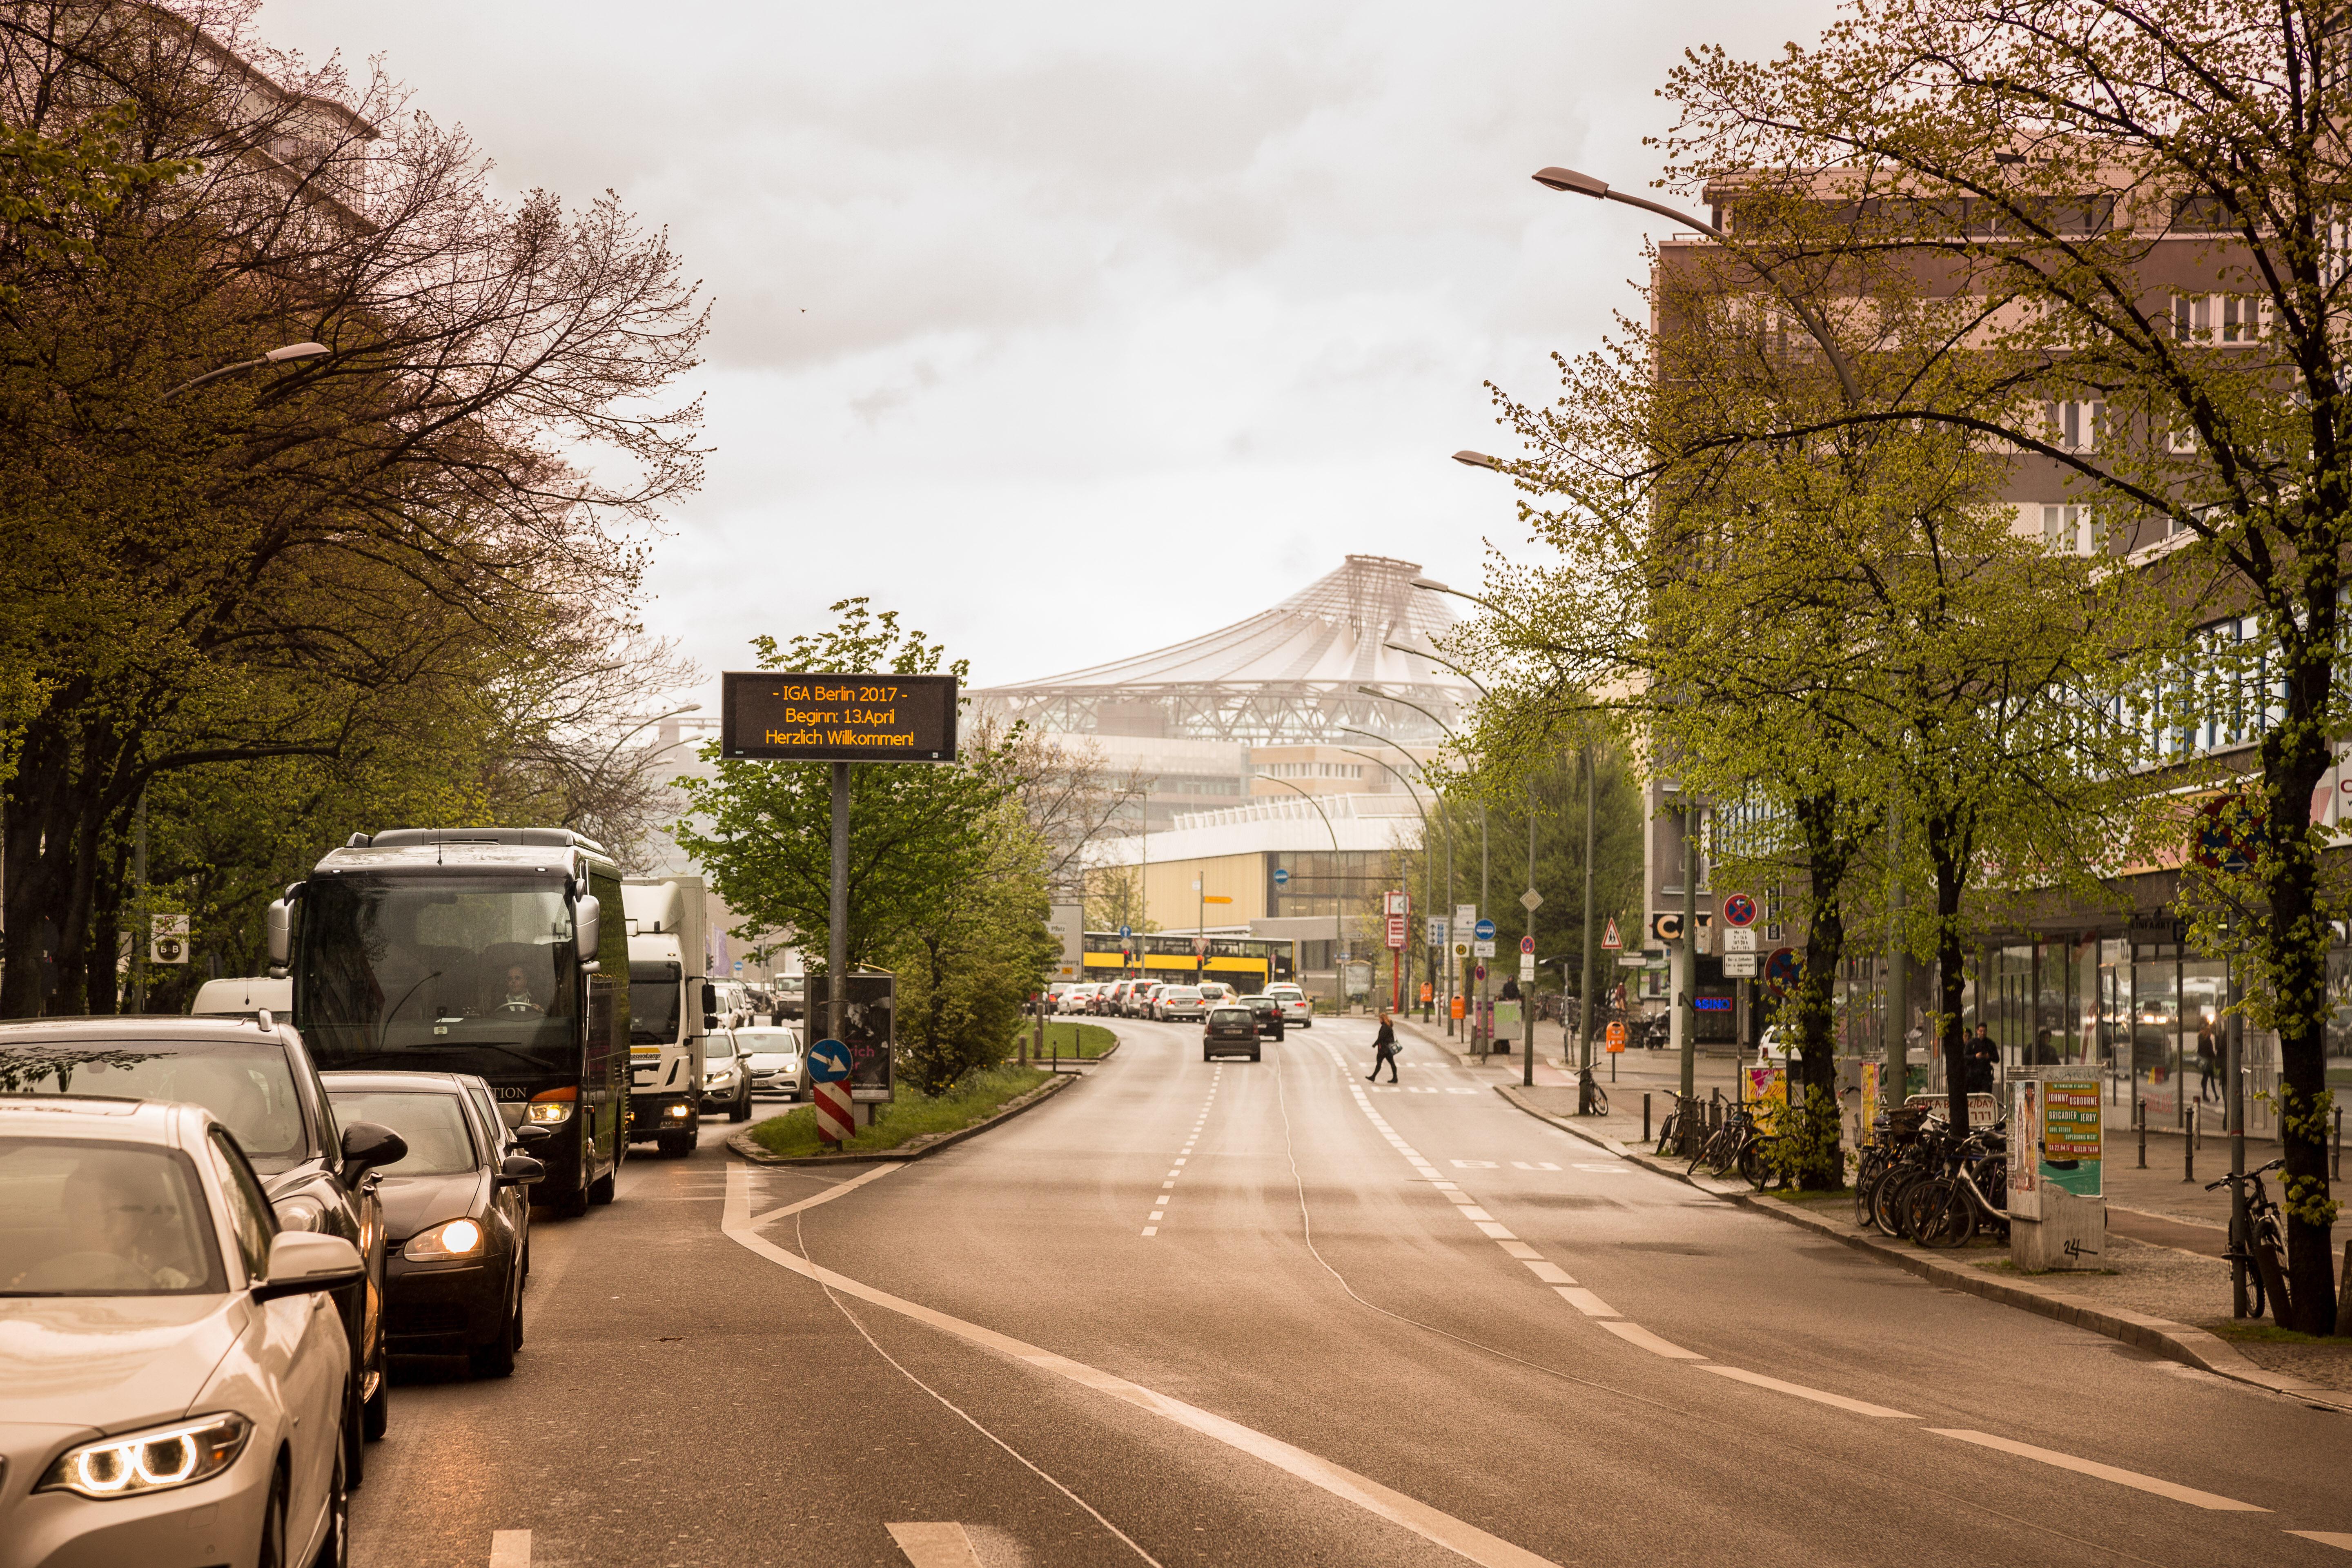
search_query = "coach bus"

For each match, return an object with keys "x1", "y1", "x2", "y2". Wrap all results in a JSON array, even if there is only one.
[{"x1": 273, "y1": 826, "x2": 630, "y2": 1217}]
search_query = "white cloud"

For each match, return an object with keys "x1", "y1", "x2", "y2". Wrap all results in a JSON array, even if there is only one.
[{"x1": 260, "y1": 0, "x2": 1841, "y2": 691}]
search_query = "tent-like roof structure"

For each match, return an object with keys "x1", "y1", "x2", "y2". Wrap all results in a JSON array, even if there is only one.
[{"x1": 971, "y1": 555, "x2": 1476, "y2": 745}]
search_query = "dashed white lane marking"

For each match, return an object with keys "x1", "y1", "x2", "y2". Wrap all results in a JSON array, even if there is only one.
[
  {"x1": 1148, "y1": 1065, "x2": 1221, "y2": 1235},
  {"x1": 1701, "y1": 1365, "x2": 1915, "y2": 1418},
  {"x1": 1928, "y1": 1429, "x2": 2266, "y2": 1511},
  {"x1": 1524, "y1": 1261, "x2": 1576, "y2": 1285},
  {"x1": 724, "y1": 1166, "x2": 1561, "y2": 1568},
  {"x1": 2288, "y1": 1532, "x2": 2352, "y2": 1550},
  {"x1": 887, "y1": 1521, "x2": 983, "y2": 1567},
  {"x1": 489, "y1": 1530, "x2": 531, "y2": 1568},
  {"x1": 1553, "y1": 1287, "x2": 1619, "y2": 1319},
  {"x1": 1597, "y1": 1321, "x2": 1705, "y2": 1359}
]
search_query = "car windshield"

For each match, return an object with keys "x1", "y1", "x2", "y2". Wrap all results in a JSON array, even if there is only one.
[
  {"x1": 1210, "y1": 1009, "x2": 1253, "y2": 1025},
  {"x1": 704, "y1": 1035, "x2": 735, "y2": 1065},
  {"x1": 630, "y1": 960, "x2": 681, "y2": 1044},
  {"x1": 296, "y1": 873, "x2": 579, "y2": 1074},
  {"x1": 733, "y1": 1030, "x2": 798, "y2": 1055},
  {"x1": 0, "y1": 1040, "x2": 309, "y2": 1169},
  {"x1": 0, "y1": 1140, "x2": 224, "y2": 1296},
  {"x1": 1163, "y1": 988, "x2": 1199, "y2": 1000},
  {"x1": 325, "y1": 1089, "x2": 480, "y2": 1176}
]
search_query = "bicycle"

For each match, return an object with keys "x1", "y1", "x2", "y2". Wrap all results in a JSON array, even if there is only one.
[
  {"x1": 1576, "y1": 1064, "x2": 1609, "y2": 1117},
  {"x1": 1655, "y1": 1090, "x2": 1703, "y2": 1158},
  {"x1": 2206, "y1": 1158, "x2": 2289, "y2": 1323},
  {"x1": 1904, "y1": 1128, "x2": 2010, "y2": 1248}
]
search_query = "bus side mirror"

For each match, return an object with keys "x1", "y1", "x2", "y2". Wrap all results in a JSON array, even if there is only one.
[
  {"x1": 575, "y1": 895, "x2": 601, "y2": 962},
  {"x1": 266, "y1": 900, "x2": 291, "y2": 966}
]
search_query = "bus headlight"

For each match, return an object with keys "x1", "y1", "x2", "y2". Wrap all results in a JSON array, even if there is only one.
[{"x1": 526, "y1": 1087, "x2": 575, "y2": 1125}]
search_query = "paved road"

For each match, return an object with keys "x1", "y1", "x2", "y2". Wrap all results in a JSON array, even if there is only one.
[{"x1": 352, "y1": 1018, "x2": 2352, "y2": 1568}]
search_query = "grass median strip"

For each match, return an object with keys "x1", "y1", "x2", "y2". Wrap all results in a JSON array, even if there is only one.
[
  {"x1": 747, "y1": 1064, "x2": 1055, "y2": 1158},
  {"x1": 1024, "y1": 1020, "x2": 1118, "y2": 1058}
]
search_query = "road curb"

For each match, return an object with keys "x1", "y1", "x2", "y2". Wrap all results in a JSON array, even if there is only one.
[
  {"x1": 727, "y1": 1069, "x2": 1083, "y2": 1167},
  {"x1": 1492, "y1": 1083, "x2": 2350, "y2": 1412}
]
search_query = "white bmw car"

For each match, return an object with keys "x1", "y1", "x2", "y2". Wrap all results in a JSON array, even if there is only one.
[{"x1": 0, "y1": 1098, "x2": 366, "y2": 1568}]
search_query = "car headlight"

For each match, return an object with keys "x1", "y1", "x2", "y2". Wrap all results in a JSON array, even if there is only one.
[
  {"x1": 274, "y1": 1196, "x2": 324, "y2": 1232},
  {"x1": 403, "y1": 1218, "x2": 483, "y2": 1260},
  {"x1": 39, "y1": 1413, "x2": 251, "y2": 1499}
]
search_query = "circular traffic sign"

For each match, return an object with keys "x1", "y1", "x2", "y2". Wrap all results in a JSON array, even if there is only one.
[
  {"x1": 1273, "y1": 868, "x2": 1290, "y2": 886},
  {"x1": 1721, "y1": 893, "x2": 1757, "y2": 929},
  {"x1": 1474, "y1": 918, "x2": 1497, "y2": 941},
  {"x1": 1118, "y1": 924, "x2": 1132, "y2": 938},
  {"x1": 808, "y1": 1038, "x2": 852, "y2": 1083},
  {"x1": 1519, "y1": 935, "x2": 1535, "y2": 955},
  {"x1": 1763, "y1": 948, "x2": 1800, "y2": 999}
]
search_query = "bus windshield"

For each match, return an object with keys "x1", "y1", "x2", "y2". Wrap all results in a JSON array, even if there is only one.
[{"x1": 297, "y1": 874, "x2": 579, "y2": 1076}]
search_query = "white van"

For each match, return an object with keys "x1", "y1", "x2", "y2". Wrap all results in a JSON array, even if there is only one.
[{"x1": 189, "y1": 976, "x2": 293, "y2": 1017}]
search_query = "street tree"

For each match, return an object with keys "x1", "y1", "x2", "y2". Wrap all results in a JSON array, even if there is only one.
[{"x1": 1666, "y1": 0, "x2": 2352, "y2": 1325}]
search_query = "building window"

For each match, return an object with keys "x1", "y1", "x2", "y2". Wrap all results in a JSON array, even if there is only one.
[
  {"x1": 1254, "y1": 762, "x2": 1363, "y2": 780},
  {"x1": 2172, "y1": 292, "x2": 2268, "y2": 344},
  {"x1": 2045, "y1": 400, "x2": 2105, "y2": 453},
  {"x1": 2042, "y1": 504, "x2": 2097, "y2": 555}
]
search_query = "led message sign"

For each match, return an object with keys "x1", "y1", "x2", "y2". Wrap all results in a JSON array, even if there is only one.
[{"x1": 720, "y1": 672, "x2": 958, "y2": 762}]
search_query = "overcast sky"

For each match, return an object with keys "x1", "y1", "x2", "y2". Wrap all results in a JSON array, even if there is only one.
[{"x1": 258, "y1": 0, "x2": 1839, "y2": 700}]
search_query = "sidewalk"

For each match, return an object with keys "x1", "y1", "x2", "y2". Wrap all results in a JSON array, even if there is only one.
[{"x1": 1487, "y1": 1080, "x2": 2352, "y2": 1404}]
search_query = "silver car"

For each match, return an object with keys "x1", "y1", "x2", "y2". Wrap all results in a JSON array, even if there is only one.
[
  {"x1": 735, "y1": 1026, "x2": 803, "y2": 1100},
  {"x1": 0, "y1": 1098, "x2": 365, "y2": 1568},
  {"x1": 1152, "y1": 985, "x2": 1206, "y2": 1022},
  {"x1": 701, "y1": 1030, "x2": 753, "y2": 1123}
]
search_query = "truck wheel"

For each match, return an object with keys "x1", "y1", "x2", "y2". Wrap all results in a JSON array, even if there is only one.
[{"x1": 1252, "y1": 1050, "x2": 1262, "y2": 1062}]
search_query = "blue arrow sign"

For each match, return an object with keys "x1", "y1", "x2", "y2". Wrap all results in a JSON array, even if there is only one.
[
  {"x1": 1272, "y1": 868, "x2": 1290, "y2": 886},
  {"x1": 1474, "y1": 918, "x2": 1497, "y2": 941},
  {"x1": 808, "y1": 1038, "x2": 852, "y2": 1084},
  {"x1": 1118, "y1": 925, "x2": 1132, "y2": 938}
]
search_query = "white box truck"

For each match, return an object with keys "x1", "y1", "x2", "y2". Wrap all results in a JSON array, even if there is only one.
[{"x1": 623, "y1": 875, "x2": 708, "y2": 1157}]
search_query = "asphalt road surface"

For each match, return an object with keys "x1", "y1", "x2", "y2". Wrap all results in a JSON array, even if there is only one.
[{"x1": 352, "y1": 1018, "x2": 2352, "y2": 1568}]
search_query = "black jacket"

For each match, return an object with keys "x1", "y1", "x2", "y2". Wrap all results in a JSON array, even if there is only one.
[{"x1": 1373, "y1": 1020, "x2": 1396, "y2": 1050}]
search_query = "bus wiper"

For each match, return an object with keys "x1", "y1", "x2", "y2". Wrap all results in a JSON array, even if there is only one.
[{"x1": 378, "y1": 972, "x2": 442, "y2": 1050}]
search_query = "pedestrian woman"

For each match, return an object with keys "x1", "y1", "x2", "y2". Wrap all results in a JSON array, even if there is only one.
[
  {"x1": 2196, "y1": 1020, "x2": 2220, "y2": 1104},
  {"x1": 1367, "y1": 1012, "x2": 1400, "y2": 1083}
]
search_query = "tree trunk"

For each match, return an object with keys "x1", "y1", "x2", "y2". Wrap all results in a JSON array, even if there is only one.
[
  {"x1": 1788, "y1": 792, "x2": 1853, "y2": 1189},
  {"x1": 2261, "y1": 617, "x2": 2339, "y2": 1333},
  {"x1": 1929, "y1": 810, "x2": 1972, "y2": 1138}
]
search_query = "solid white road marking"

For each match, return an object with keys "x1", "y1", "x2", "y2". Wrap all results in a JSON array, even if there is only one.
[
  {"x1": 2287, "y1": 1532, "x2": 2352, "y2": 1550},
  {"x1": 1927, "y1": 1429, "x2": 2267, "y2": 1511},
  {"x1": 1700, "y1": 1365, "x2": 1915, "y2": 1419},
  {"x1": 1524, "y1": 1261, "x2": 1576, "y2": 1285},
  {"x1": 1553, "y1": 1287, "x2": 1619, "y2": 1319},
  {"x1": 886, "y1": 1522, "x2": 983, "y2": 1568},
  {"x1": 1598, "y1": 1321, "x2": 1705, "y2": 1359},
  {"x1": 1572, "y1": 1163, "x2": 1633, "y2": 1175},
  {"x1": 724, "y1": 1166, "x2": 1561, "y2": 1568},
  {"x1": 489, "y1": 1530, "x2": 531, "y2": 1568},
  {"x1": 750, "y1": 1164, "x2": 901, "y2": 1227}
]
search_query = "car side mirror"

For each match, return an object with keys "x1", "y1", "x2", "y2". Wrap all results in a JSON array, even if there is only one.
[
  {"x1": 496, "y1": 1154, "x2": 546, "y2": 1187},
  {"x1": 266, "y1": 900, "x2": 291, "y2": 966},
  {"x1": 339, "y1": 1119, "x2": 408, "y2": 1182},
  {"x1": 513, "y1": 1123, "x2": 553, "y2": 1145},
  {"x1": 252, "y1": 1231, "x2": 364, "y2": 1301},
  {"x1": 574, "y1": 894, "x2": 601, "y2": 962}
]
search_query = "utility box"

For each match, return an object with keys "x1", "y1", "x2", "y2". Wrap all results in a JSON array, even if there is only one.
[{"x1": 2008, "y1": 1072, "x2": 2106, "y2": 1272}]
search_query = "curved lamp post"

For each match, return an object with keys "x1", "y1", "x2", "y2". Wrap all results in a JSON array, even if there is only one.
[
  {"x1": 1258, "y1": 774, "x2": 1345, "y2": 1010},
  {"x1": 161, "y1": 341, "x2": 330, "y2": 402},
  {"x1": 1338, "y1": 742, "x2": 1434, "y2": 1016},
  {"x1": 1359, "y1": 683, "x2": 1489, "y2": 1047},
  {"x1": 1340, "y1": 726, "x2": 1450, "y2": 1025}
]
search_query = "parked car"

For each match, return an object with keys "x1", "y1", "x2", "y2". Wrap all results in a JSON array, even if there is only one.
[
  {"x1": 1263, "y1": 984, "x2": 1312, "y2": 1029},
  {"x1": 1203, "y1": 1005, "x2": 1263, "y2": 1062},
  {"x1": 701, "y1": 1030, "x2": 754, "y2": 1123},
  {"x1": 1153, "y1": 985, "x2": 1207, "y2": 1022},
  {"x1": 0, "y1": 1016, "x2": 405, "y2": 1485},
  {"x1": 188, "y1": 975, "x2": 293, "y2": 1018},
  {"x1": 0, "y1": 1098, "x2": 366, "y2": 1568},
  {"x1": 319, "y1": 1072, "x2": 541, "y2": 1378},
  {"x1": 1238, "y1": 994, "x2": 1286, "y2": 1039},
  {"x1": 737, "y1": 1026, "x2": 803, "y2": 1099}
]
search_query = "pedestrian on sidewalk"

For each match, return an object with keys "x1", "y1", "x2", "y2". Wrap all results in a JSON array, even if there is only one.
[
  {"x1": 1367, "y1": 1012, "x2": 1399, "y2": 1083},
  {"x1": 1965, "y1": 1025, "x2": 1997, "y2": 1095},
  {"x1": 2196, "y1": 1020, "x2": 2220, "y2": 1103}
]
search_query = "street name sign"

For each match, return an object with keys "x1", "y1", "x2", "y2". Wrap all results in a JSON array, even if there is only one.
[{"x1": 722, "y1": 672, "x2": 958, "y2": 762}]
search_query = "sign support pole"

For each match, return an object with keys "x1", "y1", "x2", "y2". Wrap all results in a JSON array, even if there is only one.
[
  {"x1": 829, "y1": 760, "x2": 850, "y2": 1143},
  {"x1": 1523, "y1": 776, "x2": 1537, "y2": 1089},
  {"x1": 1678, "y1": 801, "x2": 1697, "y2": 1109},
  {"x1": 1579, "y1": 743, "x2": 1595, "y2": 1080}
]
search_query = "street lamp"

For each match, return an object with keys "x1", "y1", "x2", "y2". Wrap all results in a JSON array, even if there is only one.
[
  {"x1": 1529, "y1": 166, "x2": 1861, "y2": 404},
  {"x1": 1359, "y1": 682, "x2": 1488, "y2": 1049},
  {"x1": 1341, "y1": 726, "x2": 1449, "y2": 1026},
  {"x1": 160, "y1": 341, "x2": 331, "y2": 401},
  {"x1": 1258, "y1": 775, "x2": 1345, "y2": 1010},
  {"x1": 1338, "y1": 743, "x2": 1434, "y2": 1016}
]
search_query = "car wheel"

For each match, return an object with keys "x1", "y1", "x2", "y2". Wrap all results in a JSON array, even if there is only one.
[
  {"x1": 731, "y1": 1085, "x2": 753, "y2": 1123},
  {"x1": 258, "y1": 1460, "x2": 290, "y2": 1568},
  {"x1": 312, "y1": 1437, "x2": 349, "y2": 1568},
  {"x1": 342, "y1": 1370, "x2": 367, "y2": 1489},
  {"x1": 588, "y1": 1160, "x2": 617, "y2": 1205},
  {"x1": 360, "y1": 1350, "x2": 388, "y2": 1443},
  {"x1": 470, "y1": 1276, "x2": 519, "y2": 1379}
]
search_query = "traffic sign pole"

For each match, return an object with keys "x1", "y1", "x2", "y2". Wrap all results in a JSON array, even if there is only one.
[{"x1": 829, "y1": 761, "x2": 850, "y2": 1136}]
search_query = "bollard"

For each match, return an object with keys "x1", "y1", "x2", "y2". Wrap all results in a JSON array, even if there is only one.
[
  {"x1": 2335, "y1": 1107, "x2": 2343, "y2": 1180},
  {"x1": 1644, "y1": 1093, "x2": 1652, "y2": 1144},
  {"x1": 2138, "y1": 1098, "x2": 2147, "y2": 1169},
  {"x1": 2184, "y1": 1105, "x2": 2196, "y2": 1184}
]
